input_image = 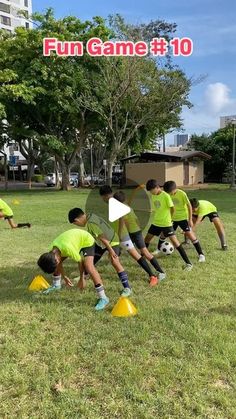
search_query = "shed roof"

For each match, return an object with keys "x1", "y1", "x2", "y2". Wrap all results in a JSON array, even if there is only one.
[{"x1": 121, "y1": 150, "x2": 211, "y2": 162}]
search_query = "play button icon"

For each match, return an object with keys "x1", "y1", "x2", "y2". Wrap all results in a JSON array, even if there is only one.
[{"x1": 108, "y1": 197, "x2": 131, "y2": 222}]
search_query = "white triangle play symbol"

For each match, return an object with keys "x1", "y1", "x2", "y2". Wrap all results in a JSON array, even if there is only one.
[{"x1": 108, "y1": 197, "x2": 131, "y2": 222}]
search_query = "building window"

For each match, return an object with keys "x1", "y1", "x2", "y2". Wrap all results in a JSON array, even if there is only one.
[
  {"x1": 0, "y1": 2, "x2": 10, "y2": 13},
  {"x1": 24, "y1": 0, "x2": 28, "y2": 7},
  {"x1": 25, "y1": 22, "x2": 29, "y2": 29},
  {"x1": 0, "y1": 15, "x2": 11, "y2": 26}
]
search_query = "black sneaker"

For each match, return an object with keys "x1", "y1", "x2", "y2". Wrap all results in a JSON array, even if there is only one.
[{"x1": 222, "y1": 245, "x2": 228, "y2": 251}]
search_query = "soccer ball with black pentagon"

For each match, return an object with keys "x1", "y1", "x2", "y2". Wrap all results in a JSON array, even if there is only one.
[{"x1": 160, "y1": 241, "x2": 174, "y2": 255}]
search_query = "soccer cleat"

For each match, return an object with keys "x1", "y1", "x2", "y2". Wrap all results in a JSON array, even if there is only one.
[
  {"x1": 42, "y1": 285, "x2": 61, "y2": 295},
  {"x1": 121, "y1": 287, "x2": 132, "y2": 297},
  {"x1": 158, "y1": 272, "x2": 166, "y2": 281},
  {"x1": 152, "y1": 249, "x2": 161, "y2": 256},
  {"x1": 222, "y1": 245, "x2": 228, "y2": 251},
  {"x1": 198, "y1": 254, "x2": 206, "y2": 262},
  {"x1": 183, "y1": 264, "x2": 193, "y2": 272},
  {"x1": 95, "y1": 297, "x2": 109, "y2": 311},
  {"x1": 149, "y1": 276, "x2": 159, "y2": 287}
]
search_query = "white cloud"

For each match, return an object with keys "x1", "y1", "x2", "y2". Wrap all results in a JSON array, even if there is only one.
[
  {"x1": 167, "y1": 82, "x2": 236, "y2": 143},
  {"x1": 204, "y1": 82, "x2": 236, "y2": 114}
]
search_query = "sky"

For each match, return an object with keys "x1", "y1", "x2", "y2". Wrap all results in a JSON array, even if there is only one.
[{"x1": 33, "y1": 0, "x2": 236, "y2": 144}]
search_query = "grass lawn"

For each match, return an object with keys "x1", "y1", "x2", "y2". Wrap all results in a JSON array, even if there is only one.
[{"x1": 0, "y1": 187, "x2": 235, "y2": 418}]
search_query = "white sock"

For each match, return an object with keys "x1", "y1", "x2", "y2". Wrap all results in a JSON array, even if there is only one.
[{"x1": 52, "y1": 275, "x2": 61, "y2": 288}]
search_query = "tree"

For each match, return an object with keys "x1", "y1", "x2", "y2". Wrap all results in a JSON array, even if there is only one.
[
  {"x1": 188, "y1": 126, "x2": 234, "y2": 182},
  {"x1": 0, "y1": 10, "x2": 111, "y2": 189}
]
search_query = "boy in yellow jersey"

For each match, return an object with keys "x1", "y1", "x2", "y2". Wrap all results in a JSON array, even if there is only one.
[
  {"x1": 0, "y1": 198, "x2": 30, "y2": 229},
  {"x1": 37, "y1": 229, "x2": 109, "y2": 310},
  {"x1": 68, "y1": 208, "x2": 132, "y2": 296},
  {"x1": 190, "y1": 198, "x2": 227, "y2": 250},
  {"x1": 144, "y1": 179, "x2": 193, "y2": 271},
  {"x1": 113, "y1": 191, "x2": 166, "y2": 285},
  {"x1": 162, "y1": 181, "x2": 205, "y2": 262},
  {"x1": 99, "y1": 185, "x2": 159, "y2": 286}
]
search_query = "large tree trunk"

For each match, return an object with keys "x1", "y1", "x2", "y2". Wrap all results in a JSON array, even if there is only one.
[
  {"x1": 27, "y1": 160, "x2": 35, "y2": 189},
  {"x1": 4, "y1": 154, "x2": 8, "y2": 191},
  {"x1": 78, "y1": 152, "x2": 85, "y2": 187},
  {"x1": 107, "y1": 157, "x2": 115, "y2": 186},
  {"x1": 60, "y1": 161, "x2": 70, "y2": 191}
]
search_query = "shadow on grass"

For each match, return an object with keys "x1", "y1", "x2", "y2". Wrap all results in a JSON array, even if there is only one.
[{"x1": 0, "y1": 263, "x2": 95, "y2": 308}]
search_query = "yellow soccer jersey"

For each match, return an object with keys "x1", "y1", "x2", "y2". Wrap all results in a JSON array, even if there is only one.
[
  {"x1": 0, "y1": 198, "x2": 13, "y2": 217},
  {"x1": 171, "y1": 189, "x2": 190, "y2": 222},
  {"x1": 51, "y1": 229, "x2": 94, "y2": 262},
  {"x1": 151, "y1": 191, "x2": 174, "y2": 227}
]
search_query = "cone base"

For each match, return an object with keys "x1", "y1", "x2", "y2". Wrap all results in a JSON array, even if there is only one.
[
  {"x1": 28, "y1": 275, "x2": 50, "y2": 291},
  {"x1": 111, "y1": 296, "x2": 137, "y2": 317}
]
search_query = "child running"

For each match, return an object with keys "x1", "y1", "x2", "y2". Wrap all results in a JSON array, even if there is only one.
[
  {"x1": 162, "y1": 181, "x2": 205, "y2": 262},
  {"x1": 37, "y1": 229, "x2": 109, "y2": 310},
  {"x1": 190, "y1": 198, "x2": 227, "y2": 250},
  {"x1": 0, "y1": 198, "x2": 30, "y2": 229},
  {"x1": 99, "y1": 185, "x2": 160, "y2": 286},
  {"x1": 68, "y1": 208, "x2": 132, "y2": 296},
  {"x1": 144, "y1": 179, "x2": 193, "y2": 271}
]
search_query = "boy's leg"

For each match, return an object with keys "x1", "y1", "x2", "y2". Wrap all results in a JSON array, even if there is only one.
[
  {"x1": 180, "y1": 221, "x2": 205, "y2": 261},
  {"x1": 83, "y1": 255, "x2": 109, "y2": 310},
  {"x1": 168, "y1": 230, "x2": 193, "y2": 270},
  {"x1": 109, "y1": 245, "x2": 131, "y2": 296},
  {"x1": 121, "y1": 238, "x2": 158, "y2": 286},
  {"x1": 212, "y1": 216, "x2": 227, "y2": 249}
]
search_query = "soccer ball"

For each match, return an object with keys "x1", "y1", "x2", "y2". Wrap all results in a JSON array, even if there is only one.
[{"x1": 160, "y1": 241, "x2": 174, "y2": 255}]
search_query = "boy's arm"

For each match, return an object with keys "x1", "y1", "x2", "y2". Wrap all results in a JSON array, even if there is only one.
[
  {"x1": 187, "y1": 202, "x2": 193, "y2": 227},
  {"x1": 99, "y1": 234, "x2": 118, "y2": 259},
  {"x1": 170, "y1": 206, "x2": 175, "y2": 218},
  {"x1": 192, "y1": 215, "x2": 202, "y2": 230},
  {"x1": 55, "y1": 257, "x2": 73, "y2": 287},
  {"x1": 77, "y1": 261, "x2": 86, "y2": 289}
]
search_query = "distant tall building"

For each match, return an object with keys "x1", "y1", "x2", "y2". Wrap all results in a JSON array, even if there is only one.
[
  {"x1": 220, "y1": 115, "x2": 236, "y2": 128},
  {"x1": 174, "y1": 134, "x2": 189, "y2": 147},
  {"x1": 0, "y1": 0, "x2": 32, "y2": 32}
]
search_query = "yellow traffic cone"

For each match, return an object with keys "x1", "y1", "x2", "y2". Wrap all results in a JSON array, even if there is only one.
[
  {"x1": 111, "y1": 296, "x2": 138, "y2": 317},
  {"x1": 28, "y1": 275, "x2": 50, "y2": 291}
]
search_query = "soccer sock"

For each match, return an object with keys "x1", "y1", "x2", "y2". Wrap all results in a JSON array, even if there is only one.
[
  {"x1": 95, "y1": 284, "x2": 106, "y2": 299},
  {"x1": 150, "y1": 257, "x2": 164, "y2": 273},
  {"x1": 137, "y1": 256, "x2": 154, "y2": 277},
  {"x1": 52, "y1": 274, "x2": 61, "y2": 288},
  {"x1": 218, "y1": 232, "x2": 226, "y2": 247},
  {"x1": 145, "y1": 242, "x2": 150, "y2": 249},
  {"x1": 118, "y1": 271, "x2": 130, "y2": 289},
  {"x1": 17, "y1": 223, "x2": 30, "y2": 228},
  {"x1": 192, "y1": 240, "x2": 204, "y2": 255},
  {"x1": 176, "y1": 244, "x2": 192, "y2": 265},
  {"x1": 158, "y1": 238, "x2": 165, "y2": 250}
]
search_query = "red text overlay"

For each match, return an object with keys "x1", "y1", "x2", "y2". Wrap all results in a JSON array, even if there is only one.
[{"x1": 43, "y1": 37, "x2": 193, "y2": 57}]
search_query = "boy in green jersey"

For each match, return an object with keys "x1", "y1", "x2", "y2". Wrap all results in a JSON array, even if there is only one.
[
  {"x1": 144, "y1": 179, "x2": 193, "y2": 271},
  {"x1": 113, "y1": 191, "x2": 166, "y2": 285},
  {"x1": 68, "y1": 208, "x2": 132, "y2": 297},
  {"x1": 0, "y1": 198, "x2": 30, "y2": 229},
  {"x1": 190, "y1": 198, "x2": 227, "y2": 250},
  {"x1": 162, "y1": 181, "x2": 205, "y2": 262},
  {"x1": 37, "y1": 229, "x2": 109, "y2": 310},
  {"x1": 99, "y1": 185, "x2": 160, "y2": 286}
]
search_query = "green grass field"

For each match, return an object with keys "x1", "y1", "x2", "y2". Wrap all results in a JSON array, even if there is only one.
[{"x1": 0, "y1": 188, "x2": 236, "y2": 418}]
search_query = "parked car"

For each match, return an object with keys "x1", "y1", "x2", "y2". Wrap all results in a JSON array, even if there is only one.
[
  {"x1": 70, "y1": 172, "x2": 79, "y2": 187},
  {"x1": 44, "y1": 173, "x2": 62, "y2": 187}
]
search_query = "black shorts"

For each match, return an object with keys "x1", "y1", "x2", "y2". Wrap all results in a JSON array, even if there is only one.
[
  {"x1": 173, "y1": 220, "x2": 191, "y2": 232},
  {"x1": 193, "y1": 212, "x2": 219, "y2": 222},
  {"x1": 129, "y1": 231, "x2": 145, "y2": 249},
  {"x1": 80, "y1": 244, "x2": 95, "y2": 258},
  {"x1": 94, "y1": 243, "x2": 121, "y2": 258},
  {"x1": 148, "y1": 224, "x2": 175, "y2": 237},
  {"x1": 4, "y1": 215, "x2": 13, "y2": 220}
]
